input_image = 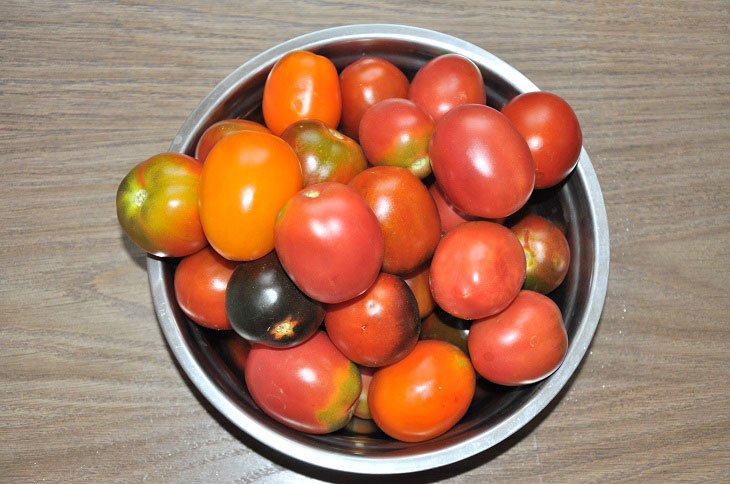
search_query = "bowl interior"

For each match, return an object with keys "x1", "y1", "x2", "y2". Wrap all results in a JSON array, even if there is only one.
[{"x1": 150, "y1": 25, "x2": 607, "y2": 473}]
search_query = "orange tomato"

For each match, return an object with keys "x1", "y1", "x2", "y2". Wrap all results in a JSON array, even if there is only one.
[
  {"x1": 199, "y1": 131, "x2": 302, "y2": 261},
  {"x1": 368, "y1": 340, "x2": 476, "y2": 442},
  {"x1": 263, "y1": 51, "x2": 341, "y2": 136}
]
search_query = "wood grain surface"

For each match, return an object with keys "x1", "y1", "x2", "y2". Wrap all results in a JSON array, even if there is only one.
[{"x1": 2, "y1": 1, "x2": 729, "y2": 482}]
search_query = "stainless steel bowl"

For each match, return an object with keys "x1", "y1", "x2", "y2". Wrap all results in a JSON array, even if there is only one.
[{"x1": 148, "y1": 24, "x2": 609, "y2": 474}]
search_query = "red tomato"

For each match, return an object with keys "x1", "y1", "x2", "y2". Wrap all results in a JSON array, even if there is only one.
[
  {"x1": 428, "y1": 182, "x2": 480, "y2": 233},
  {"x1": 194, "y1": 119, "x2": 270, "y2": 162},
  {"x1": 349, "y1": 166, "x2": 441, "y2": 274},
  {"x1": 402, "y1": 264, "x2": 436, "y2": 319},
  {"x1": 502, "y1": 91, "x2": 582, "y2": 189},
  {"x1": 116, "y1": 153, "x2": 206, "y2": 257},
  {"x1": 263, "y1": 51, "x2": 341, "y2": 136},
  {"x1": 199, "y1": 131, "x2": 302, "y2": 261},
  {"x1": 245, "y1": 331, "x2": 361, "y2": 433},
  {"x1": 430, "y1": 222, "x2": 525, "y2": 320},
  {"x1": 174, "y1": 246, "x2": 237, "y2": 330},
  {"x1": 339, "y1": 57, "x2": 409, "y2": 140},
  {"x1": 274, "y1": 182, "x2": 384, "y2": 304},
  {"x1": 430, "y1": 104, "x2": 535, "y2": 219},
  {"x1": 358, "y1": 99, "x2": 434, "y2": 179},
  {"x1": 354, "y1": 366, "x2": 375, "y2": 419},
  {"x1": 325, "y1": 272, "x2": 420, "y2": 367},
  {"x1": 368, "y1": 340, "x2": 475, "y2": 442},
  {"x1": 468, "y1": 290, "x2": 568, "y2": 386},
  {"x1": 408, "y1": 54, "x2": 486, "y2": 122},
  {"x1": 511, "y1": 214, "x2": 571, "y2": 294}
]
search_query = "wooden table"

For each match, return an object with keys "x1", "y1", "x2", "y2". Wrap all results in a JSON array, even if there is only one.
[{"x1": 2, "y1": 1, "x2": 728, "y2": 481}]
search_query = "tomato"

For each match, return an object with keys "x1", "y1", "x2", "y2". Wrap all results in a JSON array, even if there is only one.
[
  {"x1": 116, "y1": 152, "x2": 206, "y2": 257},
  {"x1": 339, "y1": 57, "x2": 409, "y2": 140},
  {"x1": 430, "y1": 104, "x2": 535, "y2": 219},
  {"x1": 263, "y1": 50, "x2": 341, "y2": 136},
  {"x1": 402, "y1": 264, "x2": 436, "y2": 319},
  {"x1": 226, "y1": 251, "x2": 324, "y2": 347},
  {"x1": 430, "y1": 221, "x2": 525, "y2": 320},
  {"x1": 468, "y1": 290, "x2": 568, "y2": 386},
  {"x1": 428, "y1": 182, "x2": 480, "y2": 233},
  {"x1": 199, "y1": 131, "x2": 302, "y2": 261},
  {"x1": 274, "y1": 182, "x2": 384, "y2": 304},
  {"x1": 194, "y1": 119, "x2": 270, "y2": 162},
  {"x1": 354, "y1": 365, "x2": 375, "y2": 419},
  {"x1": 420, "y1": 308, "x2": 470, "y2": 356},
  {"x1": 174, "y1": 246, "x2": 237, "y2": 330},
  {"x1": 245, "y1": 331, "x2": 361, "y2": 434},
  {"x1": 325, "y1": 272, "x2": 420, "y2": 367},
  {"x1": 501, "y1": 91, "x2": 582, "y2": 189},
  {"x1": 358, "y1": 98, "x2": 434, "y2": 179},
  {"x1": 219, "y1": 334, "x2": 250, "y2": 381},
  {"x1": 408, "y1": 54, "x2": 486, "y2": 122},
  {"x1": 511, "y1": 214, "x2": 571, "y2": 294},
  {"x1": 349, "y1": 166, "x2": 441, "y2": 275},
  {"x1": 280, "y1": 119, "x2": 366, "y2": 186},
  {"x1": 368, "y1": 340, "x2": 475, "y2": 442}
]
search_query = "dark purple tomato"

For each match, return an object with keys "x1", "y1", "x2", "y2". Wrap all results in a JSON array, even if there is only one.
[
  {"x1": 430, "y1": 104, "x2": 535, "y2": 219},
  {"x1": 408, "y1": 54, "x2": 486, "y2": 122},
  {"x1": 226, "y1": 251, "x2": 324, "y2": 347},
  {"x1": 511, "y1": 214, "x2": 571, "y2": 294},
  {"x1": 280, "y1": 119, "x2": 367, "y2": 186}
]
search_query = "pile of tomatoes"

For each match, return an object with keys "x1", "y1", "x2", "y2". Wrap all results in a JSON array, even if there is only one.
[{"x1": 116, "y1": 49, "x2": 582, "y2": 443}]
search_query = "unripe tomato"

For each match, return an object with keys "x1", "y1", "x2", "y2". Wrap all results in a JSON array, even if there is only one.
[
  {"x1": 116, "y1": 152, "x2": 206, "y2": 258},
  {"x1": 263, "y1": 50, "x2": 341, "y2": 136},
  {"x1": 511, "y1": 214, "x2": 571, "y2": 294},
  {"x1": 194, "y1": 119, "x2": 270, "y2": 162},
  {"x1": 199, "y1": 131, "x2": 302, "y2": 261}
]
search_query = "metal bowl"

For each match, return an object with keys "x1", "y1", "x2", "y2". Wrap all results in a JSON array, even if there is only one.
[{"x1": 148, "y1": 24, "x2": 609, "y2": 474}]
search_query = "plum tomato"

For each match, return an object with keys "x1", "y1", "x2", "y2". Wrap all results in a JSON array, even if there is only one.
[
  {"x1": 280, "y1": 119, "x2": 366, "y2": 186},
  {"x1": 511, "y1": 214, "x2": 571, "y2": 294},
  {"x1": 501, "y1": 91, "x2": 582, "y2": 189},
  {"x1": 468, "y1": 290, "x2": 568, "y2": 386},
  {"x1": 116, "y1": 152, "x2": 206, "y2": 258},
  {"x1": 402, "y1": 264, "x2": 436, "y2": 319},
  {"x1": 263, "y1": 50, "x2": 341, "y2": 136},
  {"x1": 194, "y1": 119, "x2": 270, "y2": 162},
  {"x1": 354, "y1": 365, "x2": 375, "y2": 419},
  {"x1": 368, "y1": 340, "x2": 476, "y2": 442},
  {"x1": 428, "y1": 182, "x2": 480, "y2": 233},
  {"x1": 325, "y1": 272, "x2": 420, "y2": 367},
  {"x1": 245, "y1": 331, "x2": 361, "y2": 434},
  {"x1": 408, "y1": 54, "x2": 486, "y2": 122},
  {"x1": 358, "y1": 98, "x2": 434, "y2": 179},
  {"x1": 420, "y1": 307, "x2": 470, "y2": 356},
  {"x1": 174, "y1": 246, "x2": 237, "y2": 330},
  {"x1": 430, "y1": 104, "x2": 535, "y2": 219},
  {"x1": 199, "y1": 131, "x2": 302, "y2": 261},
  {"x1": 339, "y1": 57, "x2": 409, "y2": 140},
  {"x1": 226, "y1": 251, "x2": 324, "y2": 347},
  {"x1": 349, "y1": 166, "x2": 441, "y2": 275},
  {"x1": 274, "y1": 182, "x2": 384, "y2": 304},
  {"x1": 430, "y1": 221, "x2": 525, "y2": 320}
]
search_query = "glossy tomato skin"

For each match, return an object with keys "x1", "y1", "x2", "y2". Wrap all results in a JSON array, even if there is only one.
[
  {"x1": 274, "y1": 182, "x2": 384, "y2": 304},
  {"x1": 349, "y1": 166, "x2": 441, "y2": 275},
  {"x1": 430, "y1": 221, "x2": 525, "y2": 320},
  {"x1": 194, "y1": 119, "x2": 270, "y2": 162},
  {"x1": 358, "y1": 99, "x2": 434, "y2": 179},
  {"x1": 430, "y1": 104, "x2": 535, "y2": 219},
  {"x1": 420, "y1": 308, "x2": 470, "y2": 356},
  {"x1": 280, "y1": 119, "x2": 366, "y2": 186},
  {"x1": 116, "y1": 152, "x2": 206, "y2": 258},
  {"x1": 245, "y1": 331, "x2": 361, "y2": 434},
  {"x1": 468, "y1": 290, "x2": 568, "y2": 386},
  {"x1": 501, "y1": 91, "x2": 582, "y2": 189},
  {"x1": 511, "y1": 214, "x2": 571, "y2": 294},
  {"x1": 408, "y1": 54, "x2": 486, "y2": 122},
  {"x1": 368, "y1": 340, "x2": 476, "y2": 442},
  {"x1": 174, "y1": 246, "x2": 237, "y2": 330},
  {"x1": 226, "y1": 251, "x2": 324, "y2": 347},
  {"x1": 325, "y1": 272, "x2": 420, "y2": 367},
  {"x1": 402, "y1": 264, "x2": 436, "y2": 319},
  {"x1": 199, "y1": 131, "x2": 302, "y2": 261},
  {"x1": 354, "y1": 365, "x2": 375, "y2": 419},
  {"x1": 339, "y1": 57, "x2": 409, "y2": 140},
  {"x1": 263, "y1": 51, "x2": 341, "y2": 136},
  {"x1": 428, "y1": 182, "x2": 480, "y2": 233}
]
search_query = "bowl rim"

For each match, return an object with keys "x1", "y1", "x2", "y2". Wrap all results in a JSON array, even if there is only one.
[{"x1": 148, "y1": 23, "x2": 610, "y2": 474}]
